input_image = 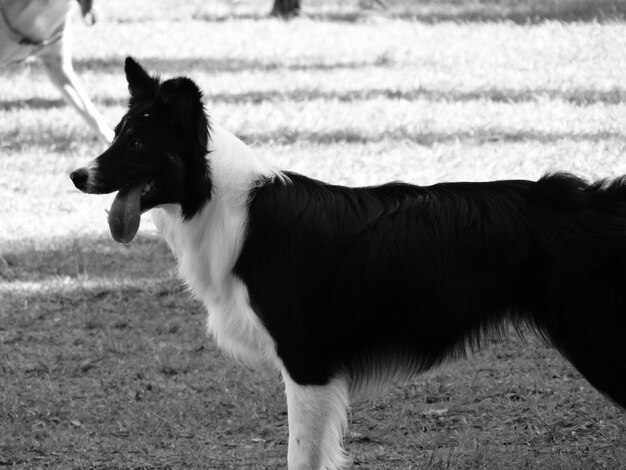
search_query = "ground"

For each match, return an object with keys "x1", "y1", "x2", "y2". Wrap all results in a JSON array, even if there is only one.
[{"x1": 2, "y1": 0, "x2": 626, "y2": 468}]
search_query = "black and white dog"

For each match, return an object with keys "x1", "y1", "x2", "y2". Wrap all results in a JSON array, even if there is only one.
[{"x1": 70, "y1": 58, "x2": 626, "y2": 470}]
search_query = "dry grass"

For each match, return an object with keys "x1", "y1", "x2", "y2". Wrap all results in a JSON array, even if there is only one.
[{"x1": 2, "y1": 0, "x2": 626, "y2": 468}]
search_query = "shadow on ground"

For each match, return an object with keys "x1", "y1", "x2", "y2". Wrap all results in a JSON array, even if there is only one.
[
  {"x1": 0, "y1": 233, "x2": 288, "y2": 470},
  {"x1": 0, "y1": 233, "x2": 173, "y2": 285},
  {"x1": 5, "y1": 86, "x2": 626, "y2": 112},
  {"x1": 2, "y1": 233, "x2": 626, "y2": 469},
  {"x1": 71, "y1": 56, "x2": 391, "y2": 76}
]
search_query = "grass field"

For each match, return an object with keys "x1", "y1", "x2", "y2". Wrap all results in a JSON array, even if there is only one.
[{"x1": 2, "y1": 0, "x2": 626, "y2": 468}]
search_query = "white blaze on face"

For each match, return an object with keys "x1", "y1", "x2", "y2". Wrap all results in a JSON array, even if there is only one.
[{"x1": 78, "y1": 160, "x2": 100, "y2": 193}]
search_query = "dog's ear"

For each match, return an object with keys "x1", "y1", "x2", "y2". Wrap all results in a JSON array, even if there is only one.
[
  {"x1": 159, "y1": 77, "x2": 204, "y2": 118},
  {"x1": 160, "y1": 77, "x2": 209, "y2": 148},
  {"x1": 124, "y1": 57, "x2": 159, "y2": 102}
]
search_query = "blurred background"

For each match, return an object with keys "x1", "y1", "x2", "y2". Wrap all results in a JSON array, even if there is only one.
[{"x1": 2, "y1": 1, "x2": 626, "y2": 468}]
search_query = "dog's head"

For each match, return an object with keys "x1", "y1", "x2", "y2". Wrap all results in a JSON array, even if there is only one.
[{"x1": 70, "y1": 57, "x2": 211, "y2": 243}]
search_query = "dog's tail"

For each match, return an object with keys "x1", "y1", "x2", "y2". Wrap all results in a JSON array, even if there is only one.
[{"x1": 524, "y1": 172, "x2": 626, "y2": 408}]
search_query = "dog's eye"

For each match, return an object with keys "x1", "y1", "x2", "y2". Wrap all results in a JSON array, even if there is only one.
[{"x1": 130, "y1": 138, "x2": 144, "y2": 150}]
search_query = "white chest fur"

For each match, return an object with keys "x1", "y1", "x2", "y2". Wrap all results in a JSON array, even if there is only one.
[{"x1": 151, "y1": 125, "x2": 282, "y2": 368}]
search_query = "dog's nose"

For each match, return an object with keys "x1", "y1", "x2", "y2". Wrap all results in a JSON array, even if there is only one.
[{"x1": 70, "y1": 168, "x2": 89, "y2": 190}]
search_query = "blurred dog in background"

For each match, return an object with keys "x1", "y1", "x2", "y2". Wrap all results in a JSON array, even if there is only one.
[{"x1": 0, "y1": 0, "x2": 113, "y2": 142}]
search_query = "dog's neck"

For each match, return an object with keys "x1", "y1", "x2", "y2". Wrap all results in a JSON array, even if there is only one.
[
  {"x1": 152, "y1": 123, "x2": 280, "y2": 293},
  {"x1": 207, "y1": 123, "x2": 279, "y2": 204},
  {"x1": 151, "y1": 124, "x2": 282, "y2": 365}
]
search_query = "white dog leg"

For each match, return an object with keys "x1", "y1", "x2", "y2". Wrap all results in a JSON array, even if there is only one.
[
  {"x1": 39, "y1": 20, "x2": 114, "y2": 143},
  {"x1": 283, "y1": 371, "x2": 352, "y2": 470}
]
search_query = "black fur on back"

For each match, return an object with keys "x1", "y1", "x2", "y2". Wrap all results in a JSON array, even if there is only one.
[{"x1": 233, "y1": 171, "x2": 626, "y2": 406}]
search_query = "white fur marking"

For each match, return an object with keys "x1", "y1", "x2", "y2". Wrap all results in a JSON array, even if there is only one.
[
  {"x1": 151, "y1": 124, "x2": 282, "y2": 366},
  {"x1": 78, "y1": 161, "x2": 100, "y2": 192},
  {"x1": 283, "y1": 372, "x2": 352, "y2": 470}
]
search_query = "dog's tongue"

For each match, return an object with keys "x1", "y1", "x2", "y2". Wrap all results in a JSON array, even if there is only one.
[{"x1": 108, "y1": 182, "x2": 144, "y2": 243}]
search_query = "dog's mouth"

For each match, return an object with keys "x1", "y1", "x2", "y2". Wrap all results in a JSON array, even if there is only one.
[{"x1": 107, "y1": 179, "x2": 158, "y2": 243}]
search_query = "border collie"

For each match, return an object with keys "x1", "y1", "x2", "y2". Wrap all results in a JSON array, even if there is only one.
[
  {"x1": 70, "y1": 57, "x2": 626, "y2": 470},
  {"x1": 1, "y1": 0, "x2": 113, "y2": 142}
]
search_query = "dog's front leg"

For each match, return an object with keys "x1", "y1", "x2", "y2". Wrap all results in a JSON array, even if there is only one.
[{"x1": 283, "y1": 372, "x2": 352, "y2": 470}]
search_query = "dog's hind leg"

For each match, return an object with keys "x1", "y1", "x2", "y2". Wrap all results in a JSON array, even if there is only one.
[
  {"x1": 283, "y1": 372, "x2": 352, "y2": 470},
  {"x1": 38, "y1": 21, "x2": 114, "y2": 143}
]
